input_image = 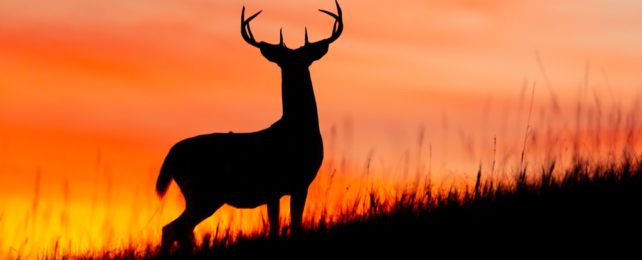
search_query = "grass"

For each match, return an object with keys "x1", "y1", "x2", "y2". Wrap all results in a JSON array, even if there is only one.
[
  {"x1": 4, "y1": 66, "x2": 640, "y2": 259},
  {"x1": 63, "y1": 155, "x2": 642, "y2": 259}
]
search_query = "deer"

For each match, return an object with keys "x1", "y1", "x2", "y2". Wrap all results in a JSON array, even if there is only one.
[{"x1": 155, "y1": 1, "x2": 343, "y2": 254}]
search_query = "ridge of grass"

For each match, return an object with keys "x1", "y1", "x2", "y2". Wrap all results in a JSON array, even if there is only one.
[{"x1": 66, "y1": 156, "x2": 642, "y2": 259}]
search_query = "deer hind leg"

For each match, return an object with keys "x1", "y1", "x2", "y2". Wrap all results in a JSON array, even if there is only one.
[
  {"x1": 267, "y1": 199, "x2": 280, "y2": 238},
  {"x1": 290, "y1": 189, "x2": 308, "y2": 236},
  {"x1": 160, "y1": 203, "x2": 221, "y2": 255},
  {"x1": 160, "y1": 210, "x2": 190, "y2": 255}
]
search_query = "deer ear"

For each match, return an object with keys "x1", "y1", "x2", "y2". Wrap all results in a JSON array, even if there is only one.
[
  {"x1": 304, "y1": 43, "x2": 329, "y2": 62},
  {"x1": 259, "y1": 45, "x2": 284, "y2": 64}
]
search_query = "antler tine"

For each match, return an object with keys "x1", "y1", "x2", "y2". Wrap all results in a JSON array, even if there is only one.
[
  {"x1": 241, "y1": 6, "x2": 263, "y2": 48},
  {"x1": 317, "y1": 0, "x2": 343, "y2": 44},
  {"x1": 304, "y1": 27, "x2": 310, "y2": 45},
  {"x1": 280, "y1": 28, "x2": 285, "y2": 47}
]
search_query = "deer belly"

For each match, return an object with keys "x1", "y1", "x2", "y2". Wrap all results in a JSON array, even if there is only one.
[
  {"x1": 224, "y1": 185, "x2": 283, "y2": 209},
  {"x1": 217, "y1": 165, "x2": 287, "y2": 208}
]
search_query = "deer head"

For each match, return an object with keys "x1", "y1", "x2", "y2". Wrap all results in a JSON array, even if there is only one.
[{"x1": 241, "y1": 0, "x2": 343, "y2": 67}]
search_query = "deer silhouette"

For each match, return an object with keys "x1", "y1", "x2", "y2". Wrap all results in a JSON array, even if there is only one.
[{"x1": 155, "y1": 1, "x2": 343, "y2": 254}]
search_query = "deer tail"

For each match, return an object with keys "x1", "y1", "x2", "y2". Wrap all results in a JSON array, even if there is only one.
[{"x1": 156, "y1": 153, "x2": 175, "y2": 198}]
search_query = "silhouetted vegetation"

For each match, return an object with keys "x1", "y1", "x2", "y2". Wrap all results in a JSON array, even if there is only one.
[{"x1": 67, "y1": 155, "x2": 642, "y2": 259}]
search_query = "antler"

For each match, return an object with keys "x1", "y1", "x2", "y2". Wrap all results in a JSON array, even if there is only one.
[
  {"x1": 242, "y1": 0, "x2": 342, "y2": 48},
  {"x1": 305, "y1": 0, "x2": 343, "y2": 46},
  {"x1": 241, "y1": 7, "x2": 263, "y2": 48},
  {"x1": 242, "y1": 7, "x2": 287, "y2": 48}
]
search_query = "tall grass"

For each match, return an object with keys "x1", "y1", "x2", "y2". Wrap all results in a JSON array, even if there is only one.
[
  {"x1": 1, "y1": 72, "x2": 641, "y2": 258},
  {"x1": 59, "y1": 155, "x2": 642, "y2": 258}
]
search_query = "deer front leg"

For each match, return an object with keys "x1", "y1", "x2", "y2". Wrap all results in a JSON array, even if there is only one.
[
  {"x1": 290, "y1": 189, "x2": 308, "y2": 236},
  {"x1": 267, "y1": 199, "x2": 280, "y2": 238}
]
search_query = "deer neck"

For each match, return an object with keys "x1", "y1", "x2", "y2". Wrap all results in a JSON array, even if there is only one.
[{"x1": 279, "y1": 66, "x2": 320, "y2": 130}]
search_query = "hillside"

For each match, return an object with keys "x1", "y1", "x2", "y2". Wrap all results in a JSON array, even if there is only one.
[{"x1": 124, "y1": 158, "x2": 642, "y2": 259}]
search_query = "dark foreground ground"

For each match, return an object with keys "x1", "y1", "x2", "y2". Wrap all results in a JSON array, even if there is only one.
[{"x1": 85, "y1": 158, "x2": 642, "y2": 259}]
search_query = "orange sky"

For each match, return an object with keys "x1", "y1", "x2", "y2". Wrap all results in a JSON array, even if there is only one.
[{"x1": 1, "y1": 0, "x2": 642, "y2": 256}]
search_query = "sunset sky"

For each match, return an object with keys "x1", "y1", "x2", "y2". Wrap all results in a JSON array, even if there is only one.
[{"x1": 1, "y1": 0, "x2": 642, "y2": 256}]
